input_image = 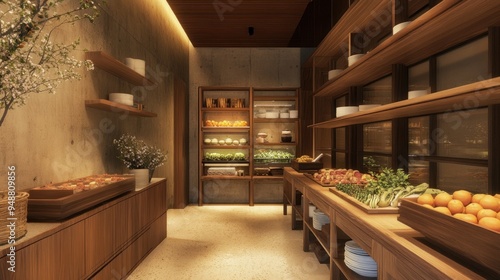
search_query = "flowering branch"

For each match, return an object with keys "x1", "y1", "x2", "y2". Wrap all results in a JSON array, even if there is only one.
[{"x1": 0, "y1": 0, "x2": 104, "y2": 127}]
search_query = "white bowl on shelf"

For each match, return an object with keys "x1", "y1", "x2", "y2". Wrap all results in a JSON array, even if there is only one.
[
  {"x1": 109, "y1": 93, "x2": 134, "y2": 106},
  {"x1": 348, "y1": 54, "x2": 364, "y2": 66},
  {"x1": 393, "y1": 21, "x2": 412, "y2": 35},
  {"x1": 280, "y1": 112, "x2": 290, "y2": 118},
  {"x1": 408, "y1": 90, "x2": 429, "y2": 99},
  {"x1": 359, "y1": 104, "x2": 381, "y2": 111},
  {"x1": 265, "y1": 111, "x2": 279, "y2": 118},
  {"x1": 336, "y1": 106, "x2": 359, "y2": 117},
  {"x1": 328, "y1": 69, "x2": 343, "y2": 80}
]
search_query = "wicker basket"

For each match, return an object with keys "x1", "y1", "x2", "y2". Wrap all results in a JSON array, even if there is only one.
[{"x1": 0, "y1": 191, "x2": 29, "y2": 245}]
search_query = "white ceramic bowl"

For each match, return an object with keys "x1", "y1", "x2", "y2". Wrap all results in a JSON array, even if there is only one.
[
  {"x1": 289, "y1": 110, "x2": 298, "y2": 118},
  {"x1": 109, "y1": 93, "x2": 134, "y2": 106},
  {"x1": 280, "y1": 112, "x2": 290, "y2": 118},
  {"x1": 359, "y1": 104, "x2": 381, "y2": 111},
  {"x1": 393, "y1": 21, "x2": 412, "y2": 35},
  {"x1": 328, "y1": 69, "x2": 343, "y2": 80},
  {"x1": 408, "y1": 90, "x2": 429, "y2": 99},
  {"x1": 336, "y1": 106, "x2": 359, "y2": 117},
  {"x1": 348, "y1": 54, "x2": 364, "y2": 66},
  {"x1": 265, "y1": 111, "x2": 279, "y2": 118}
]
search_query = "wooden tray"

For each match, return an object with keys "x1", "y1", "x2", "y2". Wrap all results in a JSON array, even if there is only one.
[
  {"x1": 329, "y1": 187, "x2": 399, "y2": 214},
  {"x1": 303, "y1": 173, "x2": 336, "y2": 187},
  {"x1": 27, "y1": 175, "x2": 135, "y2": 221},
  {"x1": 303, "y1": 173, "x2": 398, "y2": 214},
  {"x1": 398, "y1": 198, "x2": 500, "y2": 277},
  {"x1": 291, "y1": 160, "x2": 323, "y2": 172}
]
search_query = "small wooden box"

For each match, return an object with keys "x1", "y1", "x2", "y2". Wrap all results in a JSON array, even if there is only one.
[
  {"x1": 398, "y1": 198, "x2": 500, "y2": 277},
  {"x1": 291, "y1": 160, "x2": 323, "y2": 172}
]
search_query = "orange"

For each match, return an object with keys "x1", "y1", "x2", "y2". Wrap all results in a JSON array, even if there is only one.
[
  {"x1": 421, "y1": 204, "x2": 434, "y2": 210},
  {"x1": 453, "y1": 190, "x2": 472, "y2": 206},
  {"x1": 447, "y1": 199, "x2": 464, "y2": 214},
  {"x1": 434, "y1": 192, "x2": 453, "y2": 207},
  {"x1": 479, "y1": 195, "x2": 500, "y2": 211},
  {"x1": 494, "y1": 194, "x2": 500, "y2": 199},
  {"x1": 434, "y1": 206, "x2": 451, "y2": 215},
  {"x1": 417, "y1": 193, "x2": 435, "y2": 207},
  {"x1": 476, "y1": 209, "x2": 497, "y2": 220},
  {"x1": 478, "y1": 217, "x2": 500, "y2": 232},
  {"x1": 465, "y1": 203, "x2": 483, "y2": 216},
  {"x1": 497, "y1": 211, "x2": 500, "y2": 220},
  {"x1": 454, "y1": 213, "x2": 478, "y2": 224},
  {"x1": 472, "y1": 193, "x2": 486, "y2": 204}
]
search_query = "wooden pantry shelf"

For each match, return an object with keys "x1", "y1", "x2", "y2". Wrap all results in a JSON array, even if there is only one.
[
  {"x1": 314, "y1": 0, "x2": 500, "y2": 97},
  {"x1": 85, "y1": 51, "x2": 155, "y2": 86},
  {"x1": 85, "y1": 99, "x2": 157, "y2": 117},
  {"x1": 310, "y1": 77, "x2": 500, "y2": 129}
]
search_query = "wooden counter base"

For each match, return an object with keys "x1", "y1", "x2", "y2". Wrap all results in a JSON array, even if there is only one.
[{"x1": 0, "y1": 179, "x2": 167, "y2": 279}]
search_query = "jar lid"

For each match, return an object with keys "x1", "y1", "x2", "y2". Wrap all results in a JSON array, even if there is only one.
[{"x1": 281, "y1": 130, "x2": 291, "y2": 134}]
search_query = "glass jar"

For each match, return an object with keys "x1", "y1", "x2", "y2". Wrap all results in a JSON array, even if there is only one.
[{"x1": 281, "y1": 130, "x2": 292, "y2": 143}]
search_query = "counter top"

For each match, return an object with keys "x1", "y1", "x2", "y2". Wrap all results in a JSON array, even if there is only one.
[
  {"x1": 0, "y1": 178, "x2": 166, "y2": 256},
  {"x1": 285, "y1": 168, "x2": 486, "y2": 279}
]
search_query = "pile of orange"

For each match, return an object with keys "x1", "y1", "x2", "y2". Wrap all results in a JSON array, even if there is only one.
[{"x1": 416, "y1": 190, "x2": 500, "y2": 232}]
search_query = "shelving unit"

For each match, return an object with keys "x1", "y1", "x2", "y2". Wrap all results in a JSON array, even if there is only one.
[
  {"x1": 84, "y1": 51, "x2": 157, "y2": 117},
  {"x1": 300, "y1": 0, "x2": 500, "y2": 278},
  {"x1": 198, "y1": 87, "x2": 300, "y2": 205}
]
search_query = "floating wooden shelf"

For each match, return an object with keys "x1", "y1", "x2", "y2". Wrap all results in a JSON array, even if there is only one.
[
  {"x1": 85, "y1": 51, "x2": 155, "y2": 86},
  {"x1": 85, "y1": 99, "x2": 157, "y2": 117},
  {"x1": 310, "y1": 77, "x2": 500, "y2": 129},
  {"x1": 314, "y1": 0, "x2": 500, "y2": 98}
]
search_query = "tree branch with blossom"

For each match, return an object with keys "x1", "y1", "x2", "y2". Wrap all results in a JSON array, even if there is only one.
[{"x1": 0, "y1": 0, "x2": 104, "y2": 127}]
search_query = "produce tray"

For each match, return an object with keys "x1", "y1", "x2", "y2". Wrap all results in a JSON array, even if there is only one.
[
  {"x1": 291, "y1": 160, "x2": 323, "y2": 172},
  {"x1": 27, "y1": 175, "x2": 135, "y2": 221},
  {"x1": 303, "y1": 173, "x2": 336, "y2": 187},
  {"x1": 398, "y1": 198, "x2": 500, "y2": 277},
  {"x1": 329, "y1": 188, "x2": 399, "y2": 214}
]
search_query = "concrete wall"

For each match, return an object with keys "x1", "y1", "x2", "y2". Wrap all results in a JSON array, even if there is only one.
[
  {"x1": 189, "y1": 48, "x2": 302, "y2": 204},
  {"x1": 0, "y1": 0, "x2": 190, "y2": 208}
]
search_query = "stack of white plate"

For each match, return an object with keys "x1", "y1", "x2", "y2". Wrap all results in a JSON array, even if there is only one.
[
  {"x1": 344, "y1": 240, "x2": 378, "y2": 277},
  {"x1": 312, "y1": 209, "x2": 330, "y2": 230}
]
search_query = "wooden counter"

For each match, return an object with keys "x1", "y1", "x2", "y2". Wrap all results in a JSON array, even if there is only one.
[
  {"x1": 0, "y1": 178, "x2": 167, "y2": 279},
  {"x1": 283, "y1": 168, "x2": 487, "y2": 280}
]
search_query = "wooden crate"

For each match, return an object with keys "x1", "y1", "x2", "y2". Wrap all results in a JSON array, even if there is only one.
[
  {"x1": 291, "y1": 160, "x2": 323, "y2": 172},
  {"x1": 398, "y1": 198, "x2": 500, "y2": 277},
  {"x1": 27, "y1": 175, "x2": 135, "y2": 221}
]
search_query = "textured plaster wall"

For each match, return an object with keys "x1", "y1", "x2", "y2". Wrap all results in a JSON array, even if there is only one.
[
  {"x1": 189, "y1": 48, "x2": 301, "y2": 203},
  {"x1": 0, "y1": 0, "x2": 190, "y2": 208}
]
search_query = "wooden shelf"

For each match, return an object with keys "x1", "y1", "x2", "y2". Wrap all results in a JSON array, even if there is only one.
[
  {"x1": 85, "y1": 99, "x2": 157, "y2": 117},
  {"x1": 253, "y1": 118, "x2": 299, "y2": 123},
  {"x1": 314, "y1": 0, "x2": 500, "y2": 98},
  {"x1": 201, "y1": 175, "x2": 252, "y2": 181},
  {"x1": 310, "y1": 77, "x2": 500, "y2": 128},
  {"x1": 201, "y1": 108, "x2": 251, "y2": 112},
  {"x1": 85, "y1": 51, "x2": 155, "y2": 86}
]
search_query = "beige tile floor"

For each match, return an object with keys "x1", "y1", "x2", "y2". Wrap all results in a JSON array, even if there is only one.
[{"x1": 128, "y1": 205, "x2": 330, "y2": 280}]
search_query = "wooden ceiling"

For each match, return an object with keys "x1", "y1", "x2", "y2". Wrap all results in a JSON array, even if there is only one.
[{"x1": 166, "y1": 0, "x2": 312, "y2": 47}]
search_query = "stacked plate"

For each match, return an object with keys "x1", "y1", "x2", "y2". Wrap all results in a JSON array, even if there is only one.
[
  {"x1": 312, "y1": 209, "x2": 330, "y2": 230},
  {"x1": 344, "y1": 240, "x2": 378, "y2": 277}
]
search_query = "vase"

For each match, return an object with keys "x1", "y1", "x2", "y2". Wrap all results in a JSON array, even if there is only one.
[
  {"x1": 149, "y1": 168, "x2": 155, "y2": 181},
  {"x1": 129, "y1": 169, "x2": 149, "y2": 190}
]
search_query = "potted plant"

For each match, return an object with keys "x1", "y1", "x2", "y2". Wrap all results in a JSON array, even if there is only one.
[{"x1": 113, "y1": 134, "x2": 167, "y2": 188}]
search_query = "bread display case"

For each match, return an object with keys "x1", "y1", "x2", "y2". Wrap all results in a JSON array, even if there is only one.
[{"x1": 27, "y1": 174, "x2": 135, "y2": 220}]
